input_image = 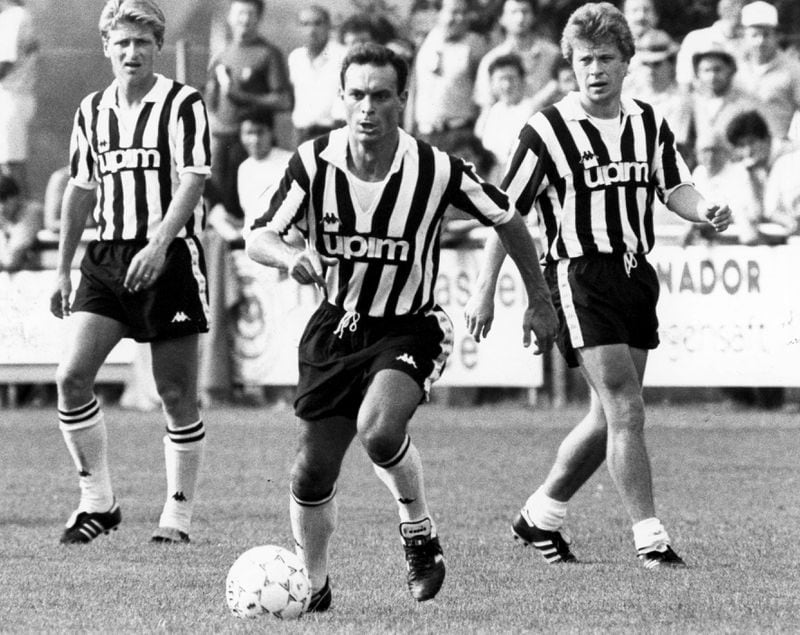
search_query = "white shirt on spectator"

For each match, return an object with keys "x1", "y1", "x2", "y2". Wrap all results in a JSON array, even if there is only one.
[
  {"x1": 238, "y1": 147, "x2": 293, "y2": 236},
  {"x1": 287, "y1": 40, "x2": 346, "y2": 129}
]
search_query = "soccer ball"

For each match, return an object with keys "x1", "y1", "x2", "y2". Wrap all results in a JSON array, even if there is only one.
[{"x1": 225, "y1": 545, "x2": 311, "y2": 620}]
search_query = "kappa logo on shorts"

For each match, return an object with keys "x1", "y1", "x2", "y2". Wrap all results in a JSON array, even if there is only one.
[
  {"x1": 171, "y1": 311, "x2": 190, "y2": 323},
  {"x1": 396, "y1": 353, "x2": 417, "y2": 368}
]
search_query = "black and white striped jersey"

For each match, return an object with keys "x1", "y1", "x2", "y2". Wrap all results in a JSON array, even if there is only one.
[
  {"x1": 501, "y1": 92, "x2": 693, "y2": 262},
  {"x1": 252, "y1": 127, "x2": 514, "y2": 317},
  {"x1": 69, "y1": 73, "x2": 211, "y2": 240}
]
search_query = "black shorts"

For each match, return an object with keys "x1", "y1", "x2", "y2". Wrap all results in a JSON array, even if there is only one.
[
  {"x1": 545, "y1": 253, "x2": 660, "y2": 368},
  {"x1": 72, "y1": 237, "x2": 210, "y2": 343},
  {"x1": 295, "y1": 302, "x2": 454, "y2": 422}
]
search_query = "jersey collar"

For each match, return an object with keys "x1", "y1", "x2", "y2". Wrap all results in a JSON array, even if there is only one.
[
  {"x1": 560, "y1": 91, "x2": 643, "y2": 121},
  {"x1": 320, "y1": 126, "x2": 414, "y2": 177},
  {"x1": 98, "y1": 73, "x2": 172, "y2": 109}
]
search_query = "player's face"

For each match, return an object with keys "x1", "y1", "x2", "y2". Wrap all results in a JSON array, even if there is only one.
[
  {"x1": 743, "y1": 25, "x2": 778, "y2": 64},
  {"x1": 103, "y1": 21, "x2": 159, "y2": 89},
  {"x1": 228, "y1": 1, "x2": 261, "y2": 43},
  {"x1": 240, "y1": 120, "x2": 273, "y2": 160},
  {"x1": 341, "y1": 62, "x2": 406, "y2": 146},
  {"x1": 571, "y1": 39, "x2": 628, "y2": 117}
]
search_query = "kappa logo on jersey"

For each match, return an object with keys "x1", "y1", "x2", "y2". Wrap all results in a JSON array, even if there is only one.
[
  {"x1": 171, "y1": 311, "x2": 190, "y2": 323},
  {"x1": 322, "y1": 234, "x2": 411, "y2": 262},
  {"x1": 579, "y1": 150, "x2": 598, "y2": 168},
  {"x1": 97, "y1": 147, "x2": 162, "y2": 175},
  {"x1": 396, "y1": 353, "x2": 417, "y2": 368},
  {"x1": 584, "y1": 160, "x2": 649, "y2": 189},
  {"x1": 322, "y1": 213, "x2": 339, "y2": 229}
]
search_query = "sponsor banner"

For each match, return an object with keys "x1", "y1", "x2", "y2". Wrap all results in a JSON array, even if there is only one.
[
  {"x1": 0, "y1": 270, "x2": 134, "y2": 365},
  {"x1": 646, "y1": 245, "x2": 800, "y2": 386},
  {"x1": 232, "y1": 249, "x2": 544, "y2": 387}
]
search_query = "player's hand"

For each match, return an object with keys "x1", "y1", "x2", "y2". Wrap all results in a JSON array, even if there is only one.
[
  {"x1": 522, "y1": 290, "x2": 558, "y2": 355},
  {"x1": 50, "y1": 271, "x2": 72, "y2": 319},
  {"x1": 124, "y1": 242, "x2": 167, "y2": 293},
  {"x1": 288, "y1": 249, "x2": 338, "y2": 288},
  {"x1": 464, "y1": 291, "x2": 495, "y2": 342},
  {"x1": 701, "y1": 202, "x2": 732, "y2": 233}
]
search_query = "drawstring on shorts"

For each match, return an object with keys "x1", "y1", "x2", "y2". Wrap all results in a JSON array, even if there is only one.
[
  {"x1": 333, "y1": 310, "x2": 361, "y2": 338},
  {"x1": 623, "y1": 252, "x2": 638, "y2": 277}
]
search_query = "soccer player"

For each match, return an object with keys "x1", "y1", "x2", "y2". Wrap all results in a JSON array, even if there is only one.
[
  {"x1": 246, "y1": 42, "x2": 557, "y2": 608},
  {"x1": 465, "y1": 2, "x2": 732, "y2": 568},
  {"x1": 50, "y1": 0, "x2": 211, "y2": 545}
]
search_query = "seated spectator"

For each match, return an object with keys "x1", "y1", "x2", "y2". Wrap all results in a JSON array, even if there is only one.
[
  {"x1": 288, "y1": 5, "x2": 347, "y2": 145},
  {"x1": 724, "y1": 109, "x2": 794, "y2": 244},
  {"x1": 412, "y1": 0, "x2": 488, "y2": 150},
  {"x1": 474, "y1": 53, "x2": 536, "y2": 184},
  {"x1": 473, "y1": 0, "x2": 561, "y2": 116},
  {"x1": 0, "y1": 172, "x2": 40, "y2": 272},
  {"x1": 736, "y1": 0, "x2": 800, "y2": 142},
  {"x1": 682, "y1": 41, "x2": 759, "y2": 169},
  {"x1": 676, "y1": 0, "x2": 748, "y2": 90},
  {"x1": 624, "y1": 30, "x2": 692, "y2": 158}
]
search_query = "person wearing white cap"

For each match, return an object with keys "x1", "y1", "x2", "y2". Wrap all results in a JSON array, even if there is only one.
[
  {"x1": 675, "y1": 0, "x2": 748, "y2": 90},
  {"x1": 736, "y1": 0, "x2": 800, "y2": 141}
]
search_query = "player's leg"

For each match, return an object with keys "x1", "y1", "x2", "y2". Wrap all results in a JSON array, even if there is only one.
[
  {"x1": 358, "y1": 369, "x2": 444, "y2": 601},
  {"x1": 513, "y1": 390, "x2": 607, "y2": 561},
  {"x1": 56, "y1": 312, "x2": 127, "y2": 543},
  {"x1": 579, "y1": 344, "x2": 684, "y2": 567},
  {"x1": 149, "y1": 334, "x2": 205, "y2": 543},
  {"x1": 290, "y1": 416, "x2": 355, "y2": 611}
]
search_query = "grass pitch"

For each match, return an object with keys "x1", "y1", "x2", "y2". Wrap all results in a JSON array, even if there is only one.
[{"x1": 1, "y1": 401, "x2": 798, "y2": 633}]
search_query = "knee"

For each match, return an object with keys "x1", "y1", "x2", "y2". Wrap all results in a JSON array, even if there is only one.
[
  {"x1": 606, "y1": 394, "x2": 645, "y2": 431},
  {"x1": 55, "y1": 364, "x2": 94, "y2": 404},
  {"x1": 357, "y1": 415, "x2": 406, "y2": 464},
  {"x1": 290, "y1": 450, "x2": 340, "y2": 501},
  {"x1": 156, "y1": 381, "x2": 194, "y2": 419}
]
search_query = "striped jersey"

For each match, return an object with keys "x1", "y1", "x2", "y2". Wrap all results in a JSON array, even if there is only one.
[
  {"x1": 252, "y1": 127, "x2": 514, "y2": 317},
  {"x1": 501, "y1": 92, "x2": 693, "y2": 262},
  {"x1": 69, "y1": 73, "x2": 211, "y2": 241}
]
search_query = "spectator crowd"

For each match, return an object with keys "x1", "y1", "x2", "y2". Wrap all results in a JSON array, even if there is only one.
[{"x1": 3, "y1": 0, "x2": 800, "y2": 410}]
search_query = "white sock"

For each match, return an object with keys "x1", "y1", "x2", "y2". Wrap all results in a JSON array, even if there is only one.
[
  {"x1": 632, "y1": 517, "x2": 671, "y2": 553},
  {"x1": 372, "y1": 435, "x2": 432, "y2": 527},
  {"x1": 59, "y1": 397, "x2": 113, "y2": 513},
  {"x1": 522, "y1": 487, "x2": 568, "y2": 531},
  {"x1": 158, "y1": 420, "x2": 205, "y2": 534},
  {"x1": 290, "y1": 487, "x2": 337, "y2": 594}
]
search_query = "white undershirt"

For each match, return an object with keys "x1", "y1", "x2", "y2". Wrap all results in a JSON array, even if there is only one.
[
  {"x1": 349, "y1": 173, "x2": 387, "y2": 212},
  {"x1": 586, "y1": 110, "x2": 623, "y2": 158}
]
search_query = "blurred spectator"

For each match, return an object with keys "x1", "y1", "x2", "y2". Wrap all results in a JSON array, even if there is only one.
[
  {"x1": 0, "y1": 172, "x2": 40, "y2": 272},
  {"x1": 723, "y1": 109, "x2": 793, "y2": 244},
  {"x1": 407, "y1": 1, "x2": 439, "y2": 51},
  {"x1": 528, "y1": 57, "x2": 577, "y2": 111},
  {"x1": 42, "y1": 165, "x2": 97, "y2": 234},
  {"x1": 0, "y1": 0, "x2": 38, "y2": 197},
  {"x1": 474, "y1": 53, "x2": 536, "y2": 184},
  {"x1": 682, "y1": 42, "x2": 759, "y2": 169},
  {"x1": 624, "y1": 30, "x2": 692, "y2": 157},
  {"x1": 237, "y1": 109, "x2": 292, "y2": 234},
  {"x1": 764, "y1": 144, "x2": 800, "y2": 237},
  {"x1": 205, "y1": 0, "x2": 291, "y2": 221},
  {"x1": 287, "y1": 5, "x2": 347, "y2": 145},
  {"x1": 736, "y1": 0, "x2": 800, "y2": 142},
  {"x1": 473, "y1": 0, "x2": 561, "y2": 115},
  {"x1": 623, "y1": 0, "x2": 660, "y2": 91},
  {"x1": 412, "y1": 0, "x2": 488, "y2": 150},
  {"x1": 339, "y1": 13, "x2": 379, "y2": 49},
  {"x1": 676, "y1": 0, "x2": 747, "y2": 90}
]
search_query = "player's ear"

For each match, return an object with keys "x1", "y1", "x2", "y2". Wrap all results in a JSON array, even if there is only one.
[{"x1": 102, "y1": 37, "x2": 111, "y2": 59}]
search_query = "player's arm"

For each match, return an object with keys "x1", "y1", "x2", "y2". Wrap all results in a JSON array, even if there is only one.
[
  {"x1": 50, "y1": 182, "x2": 95, "y2": 318},
  {"x1": 666, "y1": 184, "x2": 732, "y2": 232},
  {"x1": 467, "y1": 214, "x2": 557, "y2": 354},
  {"x1": 246, "y1": 227, "x2": 336, "y2": 288}
]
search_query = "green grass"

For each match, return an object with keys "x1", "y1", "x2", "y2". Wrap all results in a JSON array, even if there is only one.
[{"x1": 1, "y1": 402, "x2": 799, "y2": 633}]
